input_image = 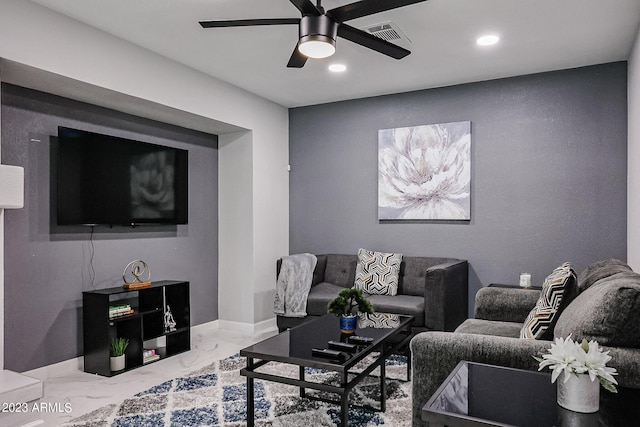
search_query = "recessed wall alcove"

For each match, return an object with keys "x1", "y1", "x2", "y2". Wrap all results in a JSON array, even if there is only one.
[{"x1": 0, "y1": 59, "x2": 287, "y2": 372}]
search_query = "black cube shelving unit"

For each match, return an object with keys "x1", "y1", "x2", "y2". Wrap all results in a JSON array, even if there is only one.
[{"x1": 82, "y1": 280, "x2": 190, "y2": 376}]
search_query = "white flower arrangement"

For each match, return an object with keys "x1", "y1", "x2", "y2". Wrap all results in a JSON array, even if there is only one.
[{"x1": 535, "y1": 336, "x2": 618, "y2": 393}]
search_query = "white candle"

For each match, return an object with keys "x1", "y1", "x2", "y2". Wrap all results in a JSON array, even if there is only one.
[{"x1": 520, "y1": 273, "x2": 532, "y2": 288}]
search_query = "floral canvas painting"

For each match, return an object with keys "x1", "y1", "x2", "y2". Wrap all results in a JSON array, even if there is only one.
[{"x1": 378, "y1": 121, "x2": 471, "y2": 220}]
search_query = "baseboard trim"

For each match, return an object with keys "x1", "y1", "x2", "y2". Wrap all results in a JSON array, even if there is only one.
[
  {"x1": 255, "y1": 317, "x2": 277, "y2": 333},
  {"x1": 218, "y1": 317, "x2": 277, "y2": 334},
  {"x1": 191, "y1": 319, "x2": 220, "y2": 334},
  {"x1": 24, "y1": 356, "x2": 83, "y2": 381}
]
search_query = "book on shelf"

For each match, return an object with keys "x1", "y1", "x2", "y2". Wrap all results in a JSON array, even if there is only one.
[
  {"x1": 143, "y1": 354, "x2": 160, "y2": 364},
  {"x1": 109, "y1": 309, "x2": 134, "y2": 318},
  {"x1": 109, "y1": 304, "x2": 131, "y2": 313},
  {"x1": 109, "y1": 304, "x2": 134, "y2": 318},
  {"x1": 143, "y1": 349, "x2": 156, "y2": 358}
]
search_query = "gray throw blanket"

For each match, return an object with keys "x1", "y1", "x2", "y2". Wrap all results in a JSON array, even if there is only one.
[{"x1": 273, "y1": 253, "x2": 317, "y2": 317}]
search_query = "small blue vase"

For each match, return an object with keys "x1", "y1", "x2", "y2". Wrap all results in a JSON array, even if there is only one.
[{"x1": 339, "y1": 315, "x2": 357, "y2": 334}]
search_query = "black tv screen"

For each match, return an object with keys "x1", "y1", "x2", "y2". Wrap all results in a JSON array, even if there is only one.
[{"x1": 55, "y1": 127, "x2": 188, "y2": 226}]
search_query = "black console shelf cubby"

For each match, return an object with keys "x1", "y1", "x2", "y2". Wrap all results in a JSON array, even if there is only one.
[{"x1": 82, "y1": 280, "x2": 190, "y2": 376}]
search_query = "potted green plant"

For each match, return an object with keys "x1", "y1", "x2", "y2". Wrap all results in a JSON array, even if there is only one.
[
  {"x1": 109, "y1": 337, "x2": 129, "y2": 372},
  {"x1": 327, "y1": 288, "x2": 374, "y2": 333}
]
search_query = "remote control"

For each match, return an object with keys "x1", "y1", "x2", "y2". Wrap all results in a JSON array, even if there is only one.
[
  {"x1": 312, "y1": 348, "x2": 346, "y2": 360},
  {"x1": 327, "y1": 340, "x2": 358, "y2": 352},
  {"x1": 348, "y1": 335, "x2": 374, "y2": 345}
]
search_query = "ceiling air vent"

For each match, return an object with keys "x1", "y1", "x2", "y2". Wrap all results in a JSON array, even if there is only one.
[{"x1": 361, "y1": 21, "x2": 411, "y2": 50}]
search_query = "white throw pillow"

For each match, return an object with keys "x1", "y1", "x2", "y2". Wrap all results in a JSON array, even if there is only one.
[{"x1": 353, "y1": 248, "x2": 403, "y2": 296}]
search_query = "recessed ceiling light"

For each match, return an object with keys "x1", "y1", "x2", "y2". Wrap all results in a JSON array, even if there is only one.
[
  {"x1": 476, "y1": 34, "x2": 500, "y2": 46},
  {"x1": 328, "y1": 63, "x2": 347, "y2": 73}
]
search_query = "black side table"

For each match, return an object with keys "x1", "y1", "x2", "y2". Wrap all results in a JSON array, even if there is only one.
[{"x1": 422, "y1": 361, "x2": 638, "y2": 427}]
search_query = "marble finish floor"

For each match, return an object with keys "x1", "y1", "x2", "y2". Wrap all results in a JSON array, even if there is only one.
[{"x1": 25, "y1": 326, "x2": 277, "y2": 426}]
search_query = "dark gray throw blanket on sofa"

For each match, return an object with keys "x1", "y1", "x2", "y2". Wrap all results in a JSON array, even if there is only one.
[{"x1": 273, "y1": 253, "x2": 317, "y2": 317}]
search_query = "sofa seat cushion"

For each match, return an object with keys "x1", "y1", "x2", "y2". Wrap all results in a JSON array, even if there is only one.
[
  {"x1": 365, "y1": 293, "x2": 424, "y2": 327},
  {"x1": 554, "y1": 271, "x2": 640, "y2": 347},
  {"x1": 305, "y1": 283, "x2": 425, "y2": 326},
  {"x1": 305, "y1": 282, "x2": 345, "y2": 316},
  {"x1": 455, "y1": 319, "x2": 524, "y2": 338}
]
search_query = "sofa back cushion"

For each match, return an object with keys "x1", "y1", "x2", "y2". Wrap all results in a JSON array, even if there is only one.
[
  {"x1": 554, "y1": 270, "x2": 640, "y2": 348},
  {"x1": 577, "y1": 258, "x2": 632, "y2": 293},
  {"x1": 317, "y1": 254, "x2": 459, "y2": 296},
  {"x1": 400, "y1": 257, "x2": 456, "y2": 296},
  {"x1": 312, "y1": 255, "x2": 328, "y2": 287},
  {"x1": 323, "y1": 254, "x2": 357, "y2": 288}
]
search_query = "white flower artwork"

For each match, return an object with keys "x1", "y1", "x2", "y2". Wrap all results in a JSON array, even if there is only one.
[{"x1": 378, "y1": 121, "x2": 471, "y2": 220}]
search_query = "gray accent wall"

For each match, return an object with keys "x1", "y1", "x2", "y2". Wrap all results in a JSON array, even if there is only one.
[
  {"x1": 289, "y1": 62, "x2": 627, "y2": 313},
  {"x1": 2, "y1": 84, "x2": 218, "y2": 372}
]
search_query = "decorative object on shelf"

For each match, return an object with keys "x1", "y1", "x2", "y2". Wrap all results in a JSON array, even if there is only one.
[
  {"x1": 327, "y1": 288, "x2": 374, "y2": 334},
  {"x1": 109, "y1": 337, "x2": 129, "y2": 372},
  {"x1": 122, "y1": 259, "x2": 151, "y2": 289},
  {"x1": 378, "y1": 121, "x2": 471, "y2": 220},
  {"x1": 535, "y1": 336, "x2": 618, "y2": 413},
  {"x1": 164, "y1": 305, "x2": 177, "y2": 332},
  {"x1": 519, "y1": 273, "x2": 532, "y2": 287},
  {"x1": 143, "y1": 349, "x2": 160, "y2": 364}
]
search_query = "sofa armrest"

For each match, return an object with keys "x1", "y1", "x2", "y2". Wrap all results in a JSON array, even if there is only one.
[
  {"x1": 474, "y1": 285, "x2": 541, "y2": 323},
  {"x1": 604, "y1": 346, "x2": 640, "y2": 389},
  {"x1": 409, "y1": 332, "x2": 640, "y2": 427},
  {"x1": 424, "y1": 260, "x2": 468, "y2": 331}
]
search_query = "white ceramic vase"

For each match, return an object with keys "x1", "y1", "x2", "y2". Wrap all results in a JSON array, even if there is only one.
[
  {"x1": 557, "y1": 374, "x2": 600, "y2": 413},
  {"x1": 110, "y1": 355, "x2": 125, "y2": 372}
]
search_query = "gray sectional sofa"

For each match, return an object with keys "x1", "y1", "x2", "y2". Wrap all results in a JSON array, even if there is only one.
[
  {"x1": 276, "y1": 254, "x2": 469, "y2": 333},
  {"x1": 410, "y1": 259, "x2": 640, "y2": 427}
]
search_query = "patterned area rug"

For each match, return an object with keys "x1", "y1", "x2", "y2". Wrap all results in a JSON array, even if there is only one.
[{"x1": 62, "y1": 353, "x2": 411, "y2": 427}]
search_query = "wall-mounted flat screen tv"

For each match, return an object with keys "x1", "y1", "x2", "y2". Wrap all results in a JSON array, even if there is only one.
[{"x1": 55, "y1": 126, "x2": 188, "y2": 226}]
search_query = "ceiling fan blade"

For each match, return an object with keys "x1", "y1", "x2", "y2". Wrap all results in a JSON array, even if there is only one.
[
  {"x1": 287, "y1": 44, "x2": 308, "y2": 68},
  {"x1": 328, "y1": 0, "x2": 428, "y2": 23},
  {"x1": 338, "y1": 24, "x2": 410, "y2": 59},
  {"x1": 199, "y1": 18, "x2": 299, "y2": 28},
  {"x1": 289, "y1": 0, "x2": 322, "y2": 16}
]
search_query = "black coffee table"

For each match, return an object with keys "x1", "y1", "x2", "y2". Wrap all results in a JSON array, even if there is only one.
[
  {"x1": 422, "y1": 361, "x2": 640, "y2": 427},
  {"x1": 240, "y1": 313, "x2": 413, "y2": 426}
]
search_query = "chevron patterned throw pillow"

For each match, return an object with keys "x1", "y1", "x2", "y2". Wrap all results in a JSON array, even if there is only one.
[
  {"x1": 520, "y1": 262, "x2": 577, "y2": 339},
  {"x1": 353, "y1": 248, "x2": 403, "y2": 296}
]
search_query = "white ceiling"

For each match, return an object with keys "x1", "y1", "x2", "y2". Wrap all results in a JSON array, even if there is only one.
[{"x1": 30, "y1": 0, "x2": 640, "y2": 108}]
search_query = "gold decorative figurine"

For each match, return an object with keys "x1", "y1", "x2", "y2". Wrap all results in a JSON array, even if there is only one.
[{"x1": 122, "y1": 260, "x2": 152, "y2": 289}]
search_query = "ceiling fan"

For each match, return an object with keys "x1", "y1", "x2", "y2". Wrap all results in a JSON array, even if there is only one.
[{"x1": 199, "y1": 0, "x2": 428, "y2": 68}]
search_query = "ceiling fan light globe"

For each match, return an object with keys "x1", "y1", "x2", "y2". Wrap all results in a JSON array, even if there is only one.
[{"x1": 298, "y1": 35, "x2": 336, "y2": 59}]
